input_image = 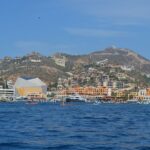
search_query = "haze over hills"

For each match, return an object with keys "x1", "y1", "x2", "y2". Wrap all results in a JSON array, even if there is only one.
[{"x1": 0, "y1": 47, "x2": 150, "y2": 86}]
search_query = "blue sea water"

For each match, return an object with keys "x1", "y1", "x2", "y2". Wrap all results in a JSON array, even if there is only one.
[{"x1": 0, "y1": 102, "x2": 150, "y2": 150}]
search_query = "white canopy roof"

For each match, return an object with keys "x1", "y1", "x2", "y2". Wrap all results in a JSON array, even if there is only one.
[{"x1": 15, "y1": 77, "x2": 46, "y2": 87}]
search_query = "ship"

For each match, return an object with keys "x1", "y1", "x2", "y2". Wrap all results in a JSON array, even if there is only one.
[{"x1": 65, "y1": 93, "x2": 87, "y2": 102}]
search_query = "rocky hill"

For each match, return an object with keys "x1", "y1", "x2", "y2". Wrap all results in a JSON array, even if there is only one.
[
  {"x1": 61, "y1": 47, "x2": 150, "y2": 73},
  {"x1": 88, "y1": 47, "x2": 150, "y2": 73},
  {"x1": 0, "y1": 47, "x2": 150, "y2": 85}
]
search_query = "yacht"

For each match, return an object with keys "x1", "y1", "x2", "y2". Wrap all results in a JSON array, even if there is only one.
[
  {"x1": 127, "y1": 99, "x2": 138, "y2": 103},
  {"x1": 138, "y1": 96, "x2": 150, "y2": 104},
  {"x1": 65, "y1": 94, "x2": 87, "y2": 102}
]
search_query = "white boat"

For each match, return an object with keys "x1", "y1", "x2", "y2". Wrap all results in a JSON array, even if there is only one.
[
  {"x1": 93, "y1": 100, "x2": 101, "y2": 105},
  {"x1": 137, "y1": 96, "x2": 150, "y2": 104},
  {"x1": 138, "y1": 101, "x2": 150, "y2": 104},
  {"x1": 127, "y1": 99, "x2": 138, "y2": 103},
  {"x1": 65, "y1": 94, "x2": 87, "y2": 102},
  {"x1": 142, "y1": 96, "x2": 150, "y2": 101}
]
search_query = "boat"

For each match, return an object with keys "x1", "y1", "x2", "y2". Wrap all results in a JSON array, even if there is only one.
[
  {"x1": 137, "y1": 96, "x2": 150, "y2": 104},
  {"x1": 26, "y1": 99, "x2": 39, "y2": 105},
  {"x1": 132, "y1": 96, "x2": 150, "y2": 104},
  {"x1": 93, "y1": 100, "x2": 101, "y2": 105},
  {"x1": 127, "y1": 99, "x2": 138, "y2": 103},
  {"x1": 65, "y1": 94, "x2": 87, "y2": 102}
]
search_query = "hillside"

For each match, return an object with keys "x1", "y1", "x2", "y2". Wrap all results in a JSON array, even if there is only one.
[
  {"x1": 0, "y1": 47, "x2": 150, "y2": 86},
  {"x1": 89, "y1": 47, "x2": 150, "y2": 73},
  {"x1": 62, "y1": 47, "x2": 150, "y2": 73}
]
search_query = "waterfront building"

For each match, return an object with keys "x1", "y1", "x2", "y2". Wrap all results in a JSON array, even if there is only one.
[
  {"x1": 138, "y1": 89, "x2": 147, "y2": 97},
  {"x1": 135, "y1": 88, "x2": 150, "y2": 101},
  {"x1": 14, "y1": 77, "x2": 47, "y2": 99},
  {"x1": 116, "y1": 91, "x2": 125, "y2": 98},
  {"x1": 146, "y1": 88, "x2": 150, "y2": 96},
  {"x1": 7, "y1": 80, "x2": 14, "y2": 89},
  {"x1": 58, "y1": 86, "x2": 109, "y2": 96},
  {"x1": 128, "y1": 92, "x2": 138, "y2": 98},
  {"x1": 0, "y1": 88, "x2": 14, "y2": 100}
]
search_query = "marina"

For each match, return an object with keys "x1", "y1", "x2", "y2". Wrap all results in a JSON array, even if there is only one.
[{"x1": 0, "y1": 0, "x2": 150, "y2": 149}]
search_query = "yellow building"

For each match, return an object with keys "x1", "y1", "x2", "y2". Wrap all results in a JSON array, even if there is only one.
[
  {"x1": 14, "y1": 77, "x2": 47, "y2": 99},
  {"x1": 116, "y1": 91, "x2": 125, "y2": 98},
  {"x1": 146, "y1": 88, "x2": 150, "y2": 96},
  {"x1": 128, "y1": 92, "x2": 138, "y2": 99},
  {"x1": 58, "y1": 86, "x2": 109, "y2": 96}
]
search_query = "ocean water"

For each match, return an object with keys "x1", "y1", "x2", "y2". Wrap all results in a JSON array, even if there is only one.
[{"x1": 0, "y1": 102, "x2": 150, "y2": 150}]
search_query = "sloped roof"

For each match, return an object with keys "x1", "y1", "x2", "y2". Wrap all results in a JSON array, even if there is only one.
[{"x1": 15, "y1": 77, "x2": 46, "y2": 87}]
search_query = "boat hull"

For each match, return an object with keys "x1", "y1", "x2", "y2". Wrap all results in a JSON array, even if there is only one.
[{"x1": 65, "y1": 98, "x2": 86, "y2": 102}]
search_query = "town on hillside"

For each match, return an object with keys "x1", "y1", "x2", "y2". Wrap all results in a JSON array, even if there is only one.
[{"x1": 0, "y1": 48, "x2": 150, "y2": 103}]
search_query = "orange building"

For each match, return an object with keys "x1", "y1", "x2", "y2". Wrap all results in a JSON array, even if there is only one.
[
  {"x1": 146, "y1": 88, "x2": 150, "y2": 96},
  {"x1": 58, "y1": 86, "x2": 109, "y2": 96},
  {"x1": 14, "y1": 77, "x2": 47, "y2": 99}
]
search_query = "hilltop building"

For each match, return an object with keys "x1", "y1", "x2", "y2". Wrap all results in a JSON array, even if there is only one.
[
  {"x1": 14, "y1": 77, "x2": 47, "y2": 99},
  {"x1": 52, "y1": 54, "x2": 66, "y2": 67},
  {"x1": 120, "y1": 65, "x2": 134, "y2": 71},
  {"x1": 30, "y1": 59, "x2": 41, "y2": 63}
]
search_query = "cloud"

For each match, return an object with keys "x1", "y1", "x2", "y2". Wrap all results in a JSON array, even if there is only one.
[
  {"x1": 65, "y1": 28, "x2": 128, "y2": 37},
  {"x1": 64, "y1": 0, "x2": 150, "y2": 26},
  {"x1": 88, "y1": 1, "x2": 149, "y2": 19}
]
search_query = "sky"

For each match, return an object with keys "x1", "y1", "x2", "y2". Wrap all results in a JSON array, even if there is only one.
[{"x1": 0, "y1": 0, "x2": 150, "y2": 59}]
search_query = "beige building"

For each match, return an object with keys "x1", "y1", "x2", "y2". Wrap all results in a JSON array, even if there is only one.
[{"x1": 14, "y1": 77, "x2": 47, "y2": 99}]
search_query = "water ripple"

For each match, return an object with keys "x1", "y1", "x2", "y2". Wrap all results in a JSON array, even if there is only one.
[{"x1": 0, "y1": 102, "x2": 150, "y2": 150}]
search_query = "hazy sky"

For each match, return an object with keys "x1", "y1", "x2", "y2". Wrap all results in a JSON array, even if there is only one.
[{"x1": 0, "y1": 0, "x2": 150, "y2": 59}]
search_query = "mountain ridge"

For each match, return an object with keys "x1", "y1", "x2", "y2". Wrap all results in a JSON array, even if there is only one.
[{"x1": 0, "y1": 47, "x2": 150, "y2": 85}]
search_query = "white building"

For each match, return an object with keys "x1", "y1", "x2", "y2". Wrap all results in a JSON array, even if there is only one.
[
  {"x1": 108, "y1": 88, "x2": 112, "y2": 96},
  {"x1": 7, "y1": 80, "x2": 14, "y2": 89},
  {"x1": 138, "y1": 89, "x2": 147, "y2": 96},
  {"x1": 0, "y1": 89, "x2": 14, "y2": 100},
  {"x1": 121, "y1": 65, "x2": 134, "y2": 71},
  {"x1": 96, "y1": 59, "x2": 108, "y2": 66},
  {"x1": 103, "y1": 81, "x2": 108, "y2": 87},
  {"x1": 52, "y1": 55, "x2": 66, "y2": 67},
  {"x1": 14, "y1": 77, "x2": 47, "y2": 99},
  {"x1": 30, "y1": 59, "x2": 41, "y2": 63}
]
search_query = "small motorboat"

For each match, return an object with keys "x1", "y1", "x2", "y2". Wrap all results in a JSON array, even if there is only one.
[{"x1": 26, "y1": 99, "x2": 38, "y2": 105}]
